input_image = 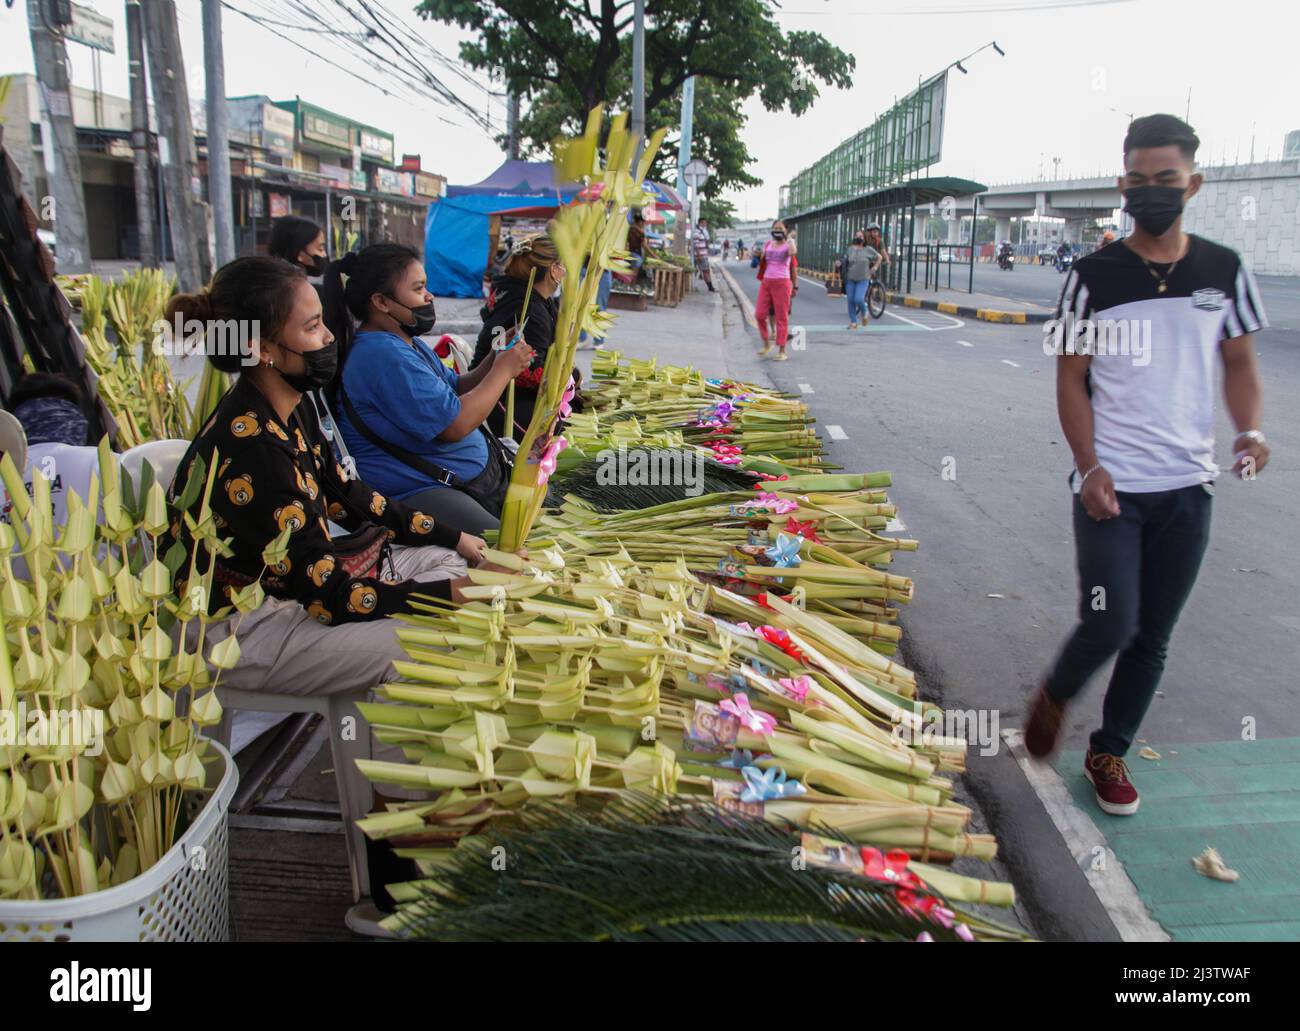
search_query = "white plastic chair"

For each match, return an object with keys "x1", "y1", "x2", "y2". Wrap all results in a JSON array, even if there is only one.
[
  {"x1": 120, "y1": 438, "x2": 191, "y2": 491},
  {"x1": 0, "y1": 410, "x2": 27, "y2": 473}
]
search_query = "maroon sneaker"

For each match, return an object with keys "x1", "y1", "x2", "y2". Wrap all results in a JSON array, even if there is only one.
[
  {"x1": 1023, "y1": 686, "x2": 1066, "y2": 759},
  {"x1": 1085, "y1": 749, "x2": 1141, "y2": 816}
]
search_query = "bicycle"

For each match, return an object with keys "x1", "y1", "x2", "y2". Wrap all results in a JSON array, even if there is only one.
[{"x1": 866, "y1": 279, "x2": 886, "y2": 319}]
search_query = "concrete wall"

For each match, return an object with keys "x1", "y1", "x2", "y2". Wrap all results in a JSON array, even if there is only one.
[{"x1": 1181, "y1": 160, "x2": 1300, "y2": 275}]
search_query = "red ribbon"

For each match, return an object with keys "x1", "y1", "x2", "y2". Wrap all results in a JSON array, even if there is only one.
[
  {"x1": 758, "y1": 625, "x2": 807, "y2": 661},
  {"x1": 860, "y1": 848, "x2": 961, "y2": 927}
]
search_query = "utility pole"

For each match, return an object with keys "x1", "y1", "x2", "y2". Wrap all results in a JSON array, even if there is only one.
[
  {"x1": 26, "y1": 0, "x2": 91, "y2": 273},
  {"x1": 141, "y1": 0, "x2": 212, "y2": 290},
  {"x1": 505, "y1": 90, "x2": 520, "y2": 160},
  {"x1": 202, "y1": 0, "x2": 234, "y2": 265},
  {"x1": 125, "y1": 1, "x2": 157, "y2": 268},
  {"x1": 630, "y1": 0, "x2": 646, "y2": 169},
  {"x1": 674, "y1": 76, "x2": 695, "y2": 255}
]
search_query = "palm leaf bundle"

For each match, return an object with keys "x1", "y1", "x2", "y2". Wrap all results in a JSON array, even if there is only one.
[
  {"x1": 381, "y1": 796, "x2": 1028, "y2": 942},
  {"x1": 496, "y1": 109, "x2": 668, "y2": 551},
  {"x1": 79, "y1": 269, "x2": 194, "y2": 448},
  {"x1": 0, "y1": 446, "x2": 281, "y2": 899}
]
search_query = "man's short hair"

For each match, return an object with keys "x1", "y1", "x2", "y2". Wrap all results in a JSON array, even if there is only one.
[{"x1": 1124, "y1": 114, "x2": 1199, "y2": 161}]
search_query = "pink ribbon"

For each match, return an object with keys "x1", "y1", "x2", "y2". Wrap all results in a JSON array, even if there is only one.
[
  {"x1": 736, "y1": 492, "x2": 798, "y2": 515},
  {"x1": 559, "y1": 378, "x2": 577, "y2": 419},
  {"x1": 719, "y1": 693, "x2": 776, "y2": 735},
  {"x1": 536, "y1": 436, "x2": 569, "y2": 486}
]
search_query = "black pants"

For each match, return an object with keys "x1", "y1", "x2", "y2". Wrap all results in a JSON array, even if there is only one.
[
  {"x1": 402, "y1": 483, "x2": 500, "y2": 535},
  {"x1": 1044, "y1": 484, "x2": 1213, "y2": 756}
]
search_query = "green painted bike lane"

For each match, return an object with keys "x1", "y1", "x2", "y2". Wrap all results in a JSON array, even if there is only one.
[{"x1": 1057, "y1": 737, "x2": 1300, "y2": 941}]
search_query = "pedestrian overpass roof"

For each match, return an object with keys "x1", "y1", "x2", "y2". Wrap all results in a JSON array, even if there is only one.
[{"x1": 784, "y1": 176, "x2": 988, "y2": 222}]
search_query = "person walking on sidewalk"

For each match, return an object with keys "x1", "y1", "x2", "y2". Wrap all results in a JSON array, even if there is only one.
[
  {"x1": 842, "y1": 231, "x2": 882, "y2": 329},
  {"x1": 693, "y1": 218, "x2": 716, "y2": 292},
  {"x1": 755, "y1": 219, "x2": 797, "y2": 360},
  {"x1": 1023, "y1": 114, "x2": 1270, "y2": 818}
]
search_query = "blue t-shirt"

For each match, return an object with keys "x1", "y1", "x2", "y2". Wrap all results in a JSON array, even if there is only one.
[{"x1": 337, "y1": 330, "x2": 488, "y2": 499}]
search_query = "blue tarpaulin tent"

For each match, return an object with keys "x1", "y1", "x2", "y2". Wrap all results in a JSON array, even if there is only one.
[{"x1": 424, "y1": 160, "x2": 579, "y2": 298}]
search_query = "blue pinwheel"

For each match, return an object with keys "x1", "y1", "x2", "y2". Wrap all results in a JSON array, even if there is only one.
[
  {"x1": 740, "y1": 765, "x2": 808, "y2": 803},
  {"x1": 764, "y1": 532, "x2": 803, "y2": 568}
]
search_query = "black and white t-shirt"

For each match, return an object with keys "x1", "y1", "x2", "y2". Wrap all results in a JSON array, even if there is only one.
[{"x1": 1054, "y1": 235, "x2": 1266, "y2": 493}]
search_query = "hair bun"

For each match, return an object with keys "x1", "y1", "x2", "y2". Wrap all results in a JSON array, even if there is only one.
[{"x1": 165, "y1": 288, "x2": 214, "y2": 325}]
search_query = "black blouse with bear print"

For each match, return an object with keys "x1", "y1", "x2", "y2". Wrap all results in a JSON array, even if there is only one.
[{"x1": 166, "y1": 375, "x2": 462, "y2": 624}]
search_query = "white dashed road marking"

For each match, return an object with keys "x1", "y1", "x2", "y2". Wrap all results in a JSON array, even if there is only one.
[
  {"x1": 798, "y1": 383, "x2": 815, "y2": 394},
  {"x1": 958, "y1": 339, "x2": 974, "y2": 348},
  {"x1": 1001, "y1": 359, "x2": 1021, "y2": 368},
  {"x1": 827, "y1": 425, "x2": 848, "y2": 440}
]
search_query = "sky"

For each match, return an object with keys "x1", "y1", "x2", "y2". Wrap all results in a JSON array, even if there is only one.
[{"x1": 3, "y1": 0, "x2": 1295, "y2": 221}]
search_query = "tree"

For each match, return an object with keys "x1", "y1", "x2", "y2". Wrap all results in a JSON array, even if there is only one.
[
  {"x1": 416, "y1": 0, "x2": 853, "y2": 198},
  {"x1": 699, "y1": 197, "x2": 736, "y2": 228}
]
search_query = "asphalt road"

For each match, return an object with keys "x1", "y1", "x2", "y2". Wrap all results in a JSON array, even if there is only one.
[{"x1": 724, "y1": 258, "x2": 1300, "y2": 942}]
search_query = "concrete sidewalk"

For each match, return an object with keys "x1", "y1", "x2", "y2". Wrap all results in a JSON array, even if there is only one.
[
  {"x1": 438, "y1": 283, "x2": 775, "y2": 384},
  {"x1": 572, "y1": 280, "x2": 774, "y2": 386}
]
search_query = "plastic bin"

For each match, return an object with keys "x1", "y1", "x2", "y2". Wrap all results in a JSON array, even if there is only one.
[{"x1": 0, "y1": 741, "x2": 238, "y2": 942}]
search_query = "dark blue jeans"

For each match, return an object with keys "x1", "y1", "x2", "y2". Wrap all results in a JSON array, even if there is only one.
[{"x1": 1045, "y1": 484, "x2": 1213, "y2": 756}]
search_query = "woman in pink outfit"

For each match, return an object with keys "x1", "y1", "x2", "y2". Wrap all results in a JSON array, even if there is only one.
[{"x1": 755, "y1": 219, "x2": 797, "y2": 360}]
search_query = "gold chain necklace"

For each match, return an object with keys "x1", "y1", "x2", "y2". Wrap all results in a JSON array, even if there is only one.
[
  {"x1": 1137, "y1": 238, "x2": 1189, "y2": 294},
  {"x1": 1141, "y1": 256, "x2": 1179, "y2": 293}
]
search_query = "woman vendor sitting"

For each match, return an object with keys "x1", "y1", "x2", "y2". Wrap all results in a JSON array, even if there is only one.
[
  {"x1": 165, "y1": 255, "x2": 493, "y2": 698},
  {"x1": 326, "y1": 244, "x2": 534, "y2": 535}
]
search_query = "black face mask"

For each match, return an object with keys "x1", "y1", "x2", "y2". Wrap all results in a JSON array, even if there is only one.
[
  {"x1": 852, "y1": 237, "x2": 864, "y2": 246},
  {"x1": 1124, "y1": 185, "x2": 1186, "y2": 237},
  {"x1": 275, "y1": 338, "x2": 338, "y2": 393},
  {"x1": 303, "y1": 253, "x2": 328, "y2": 277},
  {"x1": 772, "y1": 231, "x2": 786, "y2": 240},
  {"x1": 386, "y1": 297, "x2": 436, "y2": 337}
]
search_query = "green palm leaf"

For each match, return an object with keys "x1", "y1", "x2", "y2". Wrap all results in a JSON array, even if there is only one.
[{"x1": 385, "y1": 796, "x2": 972, "y2": 942}]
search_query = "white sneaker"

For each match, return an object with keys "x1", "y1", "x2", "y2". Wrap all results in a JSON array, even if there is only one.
[{"x1": 345, "y1": 900, "x2": 402, "y2": 939}]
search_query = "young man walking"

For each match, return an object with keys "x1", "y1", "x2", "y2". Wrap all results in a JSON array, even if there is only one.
[{"x1": 1024, "y1": 114, "x2": 1270, "y2": 816}]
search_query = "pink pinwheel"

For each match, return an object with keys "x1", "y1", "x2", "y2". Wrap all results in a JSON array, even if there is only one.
[
  {"x1": 719, "y1": 693, "x2": 777, "y2": 735},
  {"x1": 776, "y1": 675, "x2": 813, "y2": 703},
  {"x1": 536, "y1": 436, "x2": 569, "y2": 487}
]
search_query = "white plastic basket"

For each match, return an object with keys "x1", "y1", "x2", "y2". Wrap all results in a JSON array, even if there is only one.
[{"x1": 0, "y1": 741, "x2": 238, "y2": 942}]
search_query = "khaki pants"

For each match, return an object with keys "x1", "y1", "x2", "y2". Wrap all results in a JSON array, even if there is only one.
[{"x1": 201, "y1": 544, "x2": 465, "y2": 697}]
